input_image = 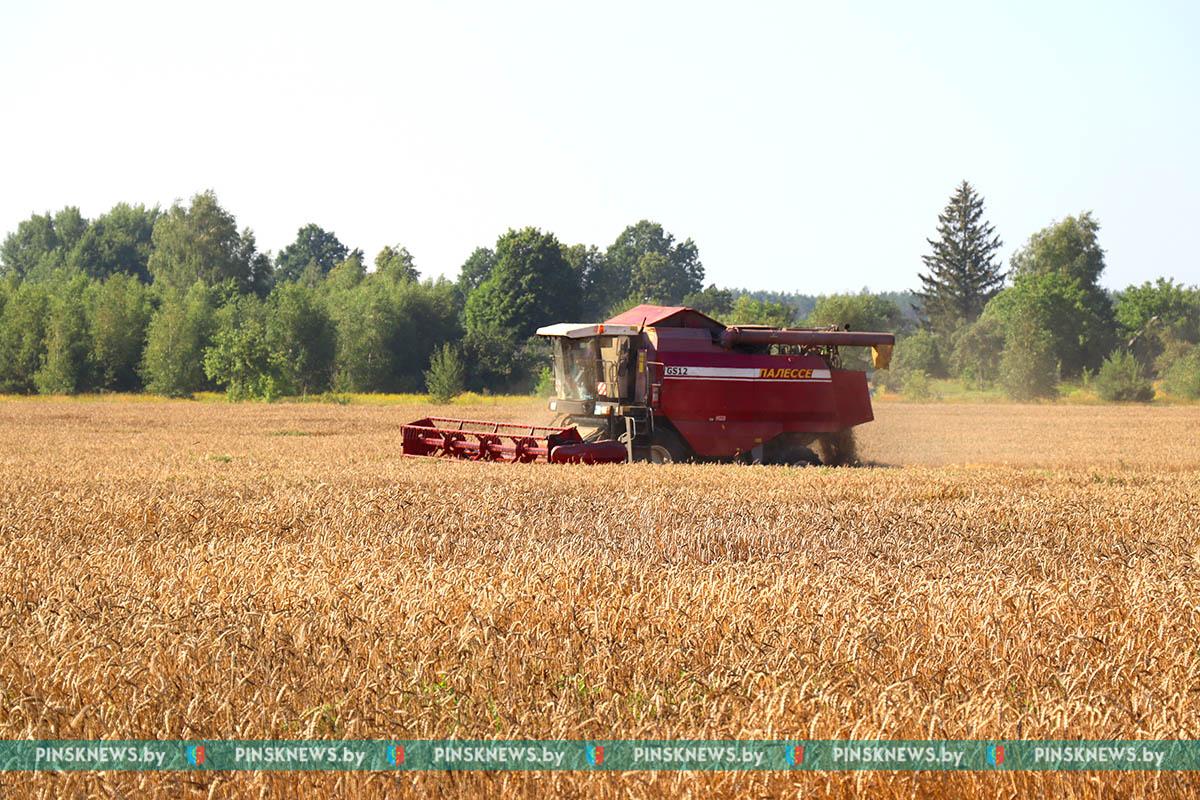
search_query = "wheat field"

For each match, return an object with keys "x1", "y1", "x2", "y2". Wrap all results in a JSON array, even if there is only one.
[{"x1": 0, "y1": 398, "x2": 1198, "y2": 798}]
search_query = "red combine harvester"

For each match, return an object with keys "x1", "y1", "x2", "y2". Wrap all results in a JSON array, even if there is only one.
[{"x1": 401, "y1": 304, "x2": 894, "y2": 465}]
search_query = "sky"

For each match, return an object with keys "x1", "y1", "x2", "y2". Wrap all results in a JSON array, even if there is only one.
[{"x1": 1, "y1": 0, "x2": 1197, "y2": 294}]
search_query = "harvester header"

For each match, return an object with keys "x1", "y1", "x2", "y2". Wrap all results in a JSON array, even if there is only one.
[{"x1": 402, "y1": 304, "x2": 894, "y2": 466}]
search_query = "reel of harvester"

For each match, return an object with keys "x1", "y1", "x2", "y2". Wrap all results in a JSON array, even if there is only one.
[{"x1": 400, "y1": 417, "x2": 627, "y2": 464}]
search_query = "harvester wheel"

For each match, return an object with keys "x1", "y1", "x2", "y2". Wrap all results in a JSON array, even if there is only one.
[
  {"x1": 763, "y1": 433, "x2": 821, "y2": 466},
  {"x1": 815, "y1": 428, "x2": 859, "y2": 466},
  {"x1": 648, "y1": 427, "x2": 688, "y2": 464}
]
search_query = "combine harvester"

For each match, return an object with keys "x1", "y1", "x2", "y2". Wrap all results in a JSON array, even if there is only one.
[{"x1": 401, "y1": 304, "x2": 894, "y2": 465}]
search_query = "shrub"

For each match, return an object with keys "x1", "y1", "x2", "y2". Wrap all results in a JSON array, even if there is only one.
[
  {"x1": 425, "y1": 343, "x2": 465, "y2": 404},
  {"x1": 893, "y1": 330, "x2": 945, "y2": 378},
  {"x1": 873, "y1": 366, "x2": 903, "y2": 393},
  {"x1": 951, "y1": 316, "x2": 1005, "y2": 388},
  {"x1": 1094, "y1": 350, "x2": 1154, "y2": 402},
  {"x1": 1161, "y1": 346, "x2": 1200, "y2": 399},
  {"x1": 534, "y1": 366, "x2": 555, "y2": 397},
  {"x1": 902, "y1": 369, "x2": 938, "y2": 401},
  {"x1": 1000, "y1": 323, "x2": 1058, "y2": 401},
  {"x1": 316, "y1": 391, "x2": 351, "y2": 405}
]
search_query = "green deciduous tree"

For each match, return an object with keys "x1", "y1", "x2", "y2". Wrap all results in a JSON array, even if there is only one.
[
  {"x1": 323, "y1": 273, "x2": 460, "y2": 393},
  {"x1": 148, "y1": 191, "x2": 269, "y2": 294},
  {"x1": 203, "y1": 294, "x2": 280, "y2": 400},
  {"x1": 901, "y1": 369, "x2": 938, "y2": 401},
  {"x1": 563, "y1": 244, "x2": 609, "y2": 318},
  {"x1": 1162, "y1": 345, "x2": 1200, "y2": 399},
  {"x1": 386, "y1": 278, "x2": 462, "y2": 389},
  {"x1": 464, "y1": 228, "x2": 579, "y2": 340},
  {"x1": 1007, "y1": 212, "x2": 1116, "y2": 373},
  {"x1": 456, "y1": 247, "x2": 496, "y2": 300},
  {"x1": 69, "y1": 203, "x2": 160, "y2": 282},
  {"x1": 86, "y1": 274, "x2": 153, "y2": 390},
  {"x1": 1113, "y1": 278, "x2": 1200, "y2": 374},
  {"x1": 892, "y1": 329, "x2": 946, "y2": 378},
  {"x1": 459, "y1": 322, "x2": 524, "y2": 392},
  {"x1": 328, "y1": 280, "x2": 396, "y2": 392},
  {"x1": 34, "y1": 276, "x2": 92, "y2": 394},
  {"x1": 629, "y1": 251, "x2": 687, "y2": 305},
  {"x1": 917, "y1": 181, "x2": 1005, "y2": 333},
  {"x1": 1012, "y1": 212, "x2": 1106, "y2": 286},
  {"x1": 275, "y1": 224, "x2": 350, "y2": 283},
  {"x1": 268, "y1": 282, "x2": 335, "y2": 395},
  {"x1": 806, "y1": 293, "x2": 904, "y2": 332},
  {"x1": 141, "y1": 282, "x2": 216, "y2": 397},
  {"x1": 0, "y1": 281, "x2": 50, "y2": 392},
  {"x1": 1, "y1": 213, "x2": 58, "y2": 278},
  {"x1": 325, "y1": 251, "x2": 366, "y2": 292},
  {"x1": 807, "y1": 293, "x2": 905, "y2": 370},
  {"x1": 950, "y1": 316, "x2": 1005, "y2": 388},
  {"x1": 52, "y1": 208, "x2": 87, "y2": 255},
  {"x1": 600, "y1": 221, "x2": 704, "y2": 309},
  {"x1": 374, "y1": 245, "x2": 420, "y2": 283},
  {"x1": 726, "y1": 295, "x2": 796, "y2": 328},
  {"x1": 998, "y1": 314, "x2": 1059, "y2": 400},
  {"x1": 984, "y1": 269, "x2": 1110, "y2": 379},
  {"x1": 682, "y1": 285, "x2": 735, "y2": 319},
  {"x1": 1114, "y1": 278, "x2": 1199, "y2": 341},
  {"x1": 1, "y1": 209, "x2": 86, "y2": 280}
]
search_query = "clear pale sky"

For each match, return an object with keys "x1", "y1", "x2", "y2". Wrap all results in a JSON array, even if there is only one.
[{"x1": 1, "y1": 1, "x2": 1197, "y2": 293}]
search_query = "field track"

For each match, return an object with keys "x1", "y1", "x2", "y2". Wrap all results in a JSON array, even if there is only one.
[{"x1": 1, "y1": 398, "x2": 1198, "y2": 798}]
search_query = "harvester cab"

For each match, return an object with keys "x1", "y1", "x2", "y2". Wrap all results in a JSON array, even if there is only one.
[
  {"x1": 401, "y1": 304, "x2": 895, "y2": 466},
  {"x1": 537, "y1": 322, "x2": 650, "y2": 454}
]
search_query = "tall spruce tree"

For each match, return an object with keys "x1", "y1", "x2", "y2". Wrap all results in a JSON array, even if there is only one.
[{"x1": 917, "y1": 181, "x2": 1005, "y2": 332}]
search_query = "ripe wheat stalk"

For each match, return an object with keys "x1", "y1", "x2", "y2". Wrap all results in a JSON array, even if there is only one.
[{"x1": 0, "y1": 398, "x2": 1197, "y2": 798}]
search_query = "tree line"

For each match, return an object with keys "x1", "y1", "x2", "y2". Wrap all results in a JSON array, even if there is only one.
[
  {"x1": 0, "y1": 187, "x2": 1197, "y2": 402},
  {"x1": 0, "y1": 191, "x2": 775, "y2": 398},
  {"x1": 898, "y1": 181, "x2": 1200, "y2": 401}
]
